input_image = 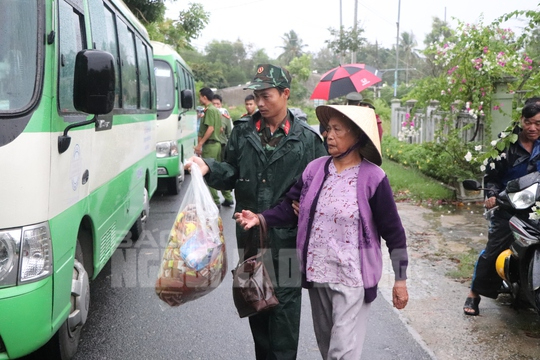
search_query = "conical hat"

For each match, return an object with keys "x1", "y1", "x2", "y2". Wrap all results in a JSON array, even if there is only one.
[{"x1": 316, "y1": 105, "x2": 382, "y2": 166}]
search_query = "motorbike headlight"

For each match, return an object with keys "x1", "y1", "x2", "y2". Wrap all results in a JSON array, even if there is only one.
[
  {"x1": 508, "y1": 183, "x2": 539, "y2": 209},
  {"x1": 19, "y1": 223, "x2": 52, "y2": 283},
  {"x1": 0, "y1": 229, "x2": 21, "y2": 286},
  {"x1": 156, "y1": 141, "x2": 178, "y2": 158}
]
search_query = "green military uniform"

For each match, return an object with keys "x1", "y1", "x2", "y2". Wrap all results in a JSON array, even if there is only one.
[
  {"x1": 198, "y1": 103, "x2": 222, "y2": 205},
  {"x1": 218, "y1": 109, "x2": 234, "y2": 204},
  {"x1": 204, "y1": 109, "x2": 327, "y2": 359}
]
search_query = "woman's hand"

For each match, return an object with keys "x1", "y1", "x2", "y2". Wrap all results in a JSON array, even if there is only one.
[
  {"x1": 392, "y1": 280, "x2": 408, "y2": 309},
  {"x1": 185, "y1": 156, "x2": 209, "y2": 175},
  {"x1": 234, "y1": 210, "x2": 260, "y2": 230},
  {"x1": 292, "y1": 200, "x2": 299, "y2": 216}
]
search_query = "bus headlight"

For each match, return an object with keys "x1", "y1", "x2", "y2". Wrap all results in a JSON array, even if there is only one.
[
  {"x1": 19, "y1": 223, "x2": 52, "y2": 283},
  {"x1": 156, "y1": 141, "x2": 178, "y2": 158},
  {"x1": 0, "y1": 229, "x2": 20, "y2": 286}
]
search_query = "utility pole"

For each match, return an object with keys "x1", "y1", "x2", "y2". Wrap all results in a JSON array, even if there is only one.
[
  {"x1": 394, "y1": 0, "x2": 401, "y2": 97},
  {"x1": 340, "y1": 0, "x2": 344, "y2": 64},
  {"x1": 352, "y1": 0, "x2": 358, "y2": 63}
]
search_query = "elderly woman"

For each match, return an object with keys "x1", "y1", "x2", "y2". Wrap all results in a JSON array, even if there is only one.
[{"x1": 235, "y1": 105, "x2": 409, "y2": 359}]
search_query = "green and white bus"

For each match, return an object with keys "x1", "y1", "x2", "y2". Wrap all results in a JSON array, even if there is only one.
[
  {"x1": 0, "y1": 0, "x2": 157, "y2": 358},
  {"x1": 151, "y1": 41, "x2": 197, "y2": 195}
]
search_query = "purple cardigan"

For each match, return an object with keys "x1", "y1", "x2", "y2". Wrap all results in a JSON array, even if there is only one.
[{"x1": 263, "y1": 156, "x2": 408, "y2": 303}]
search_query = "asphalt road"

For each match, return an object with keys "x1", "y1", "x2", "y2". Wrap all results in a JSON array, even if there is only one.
[{"x1": 64, "y1": 175, "x2": 434, "y2": 360}]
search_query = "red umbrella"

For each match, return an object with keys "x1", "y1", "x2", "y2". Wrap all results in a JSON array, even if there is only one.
[{"x1": 310, "y1": 64, "x2": 382, "y2": 100}]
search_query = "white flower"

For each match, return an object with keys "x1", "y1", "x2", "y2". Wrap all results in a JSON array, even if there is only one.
[
  {"x1": 483, "y1": 158, "x2": 489, "y2": 166},
  {"x1": 500, "y1": 132, "x2": 507, "y2": 138},
  {"x1": 474, "y1": 145, "x2": 482, "y2": 151},
  {"x1": 529, "y1": 211, "x2": 540, "y2": 220},
  {"x1": 496, "y1": 156, "x2": 501, "y2": 161},
  {"x1": 491, "y1": 140, "x2": 498, "y2": 146},
  {"x1": 490, "y1": 163, "x2": 495, "y2": 170},
  {"x1": 501, "y1": 152, "x2": 507, "y2": 159},
  {"x1": 464, "y1": 151, "x2": 473, "y2": 162}
]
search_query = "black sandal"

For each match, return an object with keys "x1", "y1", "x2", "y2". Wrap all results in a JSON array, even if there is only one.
[{"x1": 463, "y1": 296, "x2": 481, "y2": 316}]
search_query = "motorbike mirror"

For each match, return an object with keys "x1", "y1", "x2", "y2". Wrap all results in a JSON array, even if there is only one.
[{"x1": 462, "y1": 179, "x2": 482, "y2": 191}]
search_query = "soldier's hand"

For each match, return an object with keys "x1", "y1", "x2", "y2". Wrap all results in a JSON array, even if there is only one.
[{"x1": 186, "y1": 156, "x2": 209, "y2": 175}]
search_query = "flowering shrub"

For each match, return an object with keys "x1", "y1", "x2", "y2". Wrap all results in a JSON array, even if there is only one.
[
  {"x1": 405, "y1": 12, "x2": 540, "y2": 175},
  {"x1": 421, "y1": 19, "x2": 533, "y2": 115},
  {"x1": 398, "y1": 113, "x2": 421, "y2": 141},
  {"x1": 529, "y1": 202, "x2": 540, "y2": 220},
  {"x1": 383, "y1": 130, "x2": 481, "y2": 186}
]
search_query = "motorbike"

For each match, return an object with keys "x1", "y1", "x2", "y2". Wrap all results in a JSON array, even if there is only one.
[{"x1": 463, "y1": 172, "x2": 540, "y2": 314}]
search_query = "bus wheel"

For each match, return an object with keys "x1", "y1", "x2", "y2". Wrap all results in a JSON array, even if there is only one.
[
  {"x1": 167, "y1": 176, "x2": 181, "y2": 195},
  {"x1": 129, "y1": 187, "x2": 149, "y2": 241},
  {"x1": 43, "y1": 241, "x2": 89, "y2": 359}
]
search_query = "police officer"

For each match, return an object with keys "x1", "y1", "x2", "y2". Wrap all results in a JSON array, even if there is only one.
[{"x1": 188, "y1": 64, "x2": 327, "y2": 360}]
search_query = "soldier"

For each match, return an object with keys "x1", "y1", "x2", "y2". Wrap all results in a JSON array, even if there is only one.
[
  {"x1": 243, "y1": 94, "x2": 257, "y2": 117},
  {"x1": 188, "y1": 64, "x2": 327, "y2": 360},
  {"x1": 211, "y1": 94, "x2": 234, "y2": 207},
  {"x1": 195, "y1": 87, "x2": 222, "y2": 208}
]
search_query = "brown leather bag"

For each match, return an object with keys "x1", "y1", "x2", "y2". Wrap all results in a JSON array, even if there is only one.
[{"x1": 231, "y1": 214, "x2": 279, "y2": 318}]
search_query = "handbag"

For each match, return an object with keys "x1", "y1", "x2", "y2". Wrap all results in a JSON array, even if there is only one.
[{"x1": 231, "y1": 214, "x2": 279, "y2": 318}]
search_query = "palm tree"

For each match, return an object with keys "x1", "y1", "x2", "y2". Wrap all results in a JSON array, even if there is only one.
[
  {"x1": 399, "y1": 31, "x2": 418, "y2": 85},
  {"x1": 278, "y1": 30, "x2": 307, "y2": 65}
]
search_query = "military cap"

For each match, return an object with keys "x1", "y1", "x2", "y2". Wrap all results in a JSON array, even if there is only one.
[
  {"x1": 244, "y1": 64, "x2": 292, "y2": 90},
  {"x1": 359, "y1": 98, "x2": 376, "y2": 110},
  {"x1": 346, "y1": 92, "x2": 363, "y2": 102}
]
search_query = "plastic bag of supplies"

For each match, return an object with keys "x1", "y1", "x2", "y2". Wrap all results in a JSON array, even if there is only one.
[{"x1": 155, "y1": 163, "x2": 227, "y2": 307}]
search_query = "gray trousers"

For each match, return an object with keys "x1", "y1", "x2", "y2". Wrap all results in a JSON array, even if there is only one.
[{"x1": 308, "y1": 283, "x2": 371, "y2": 360}]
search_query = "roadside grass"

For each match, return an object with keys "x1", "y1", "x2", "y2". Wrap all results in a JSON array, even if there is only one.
[
  {"x1": 446, "y1": 249, "x2": 478, "y2": 281},
  {"x1": 381, "y1": 158, "x2": 455, "y2": 203}
]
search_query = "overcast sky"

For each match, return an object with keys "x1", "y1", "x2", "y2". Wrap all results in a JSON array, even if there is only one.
[{"x1": 165, "y1": 0, "x2": 538, "y2": 58}]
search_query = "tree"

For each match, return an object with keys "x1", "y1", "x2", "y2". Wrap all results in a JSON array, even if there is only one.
[
  {"x1": 325, "y1": 23, "x2": 366, "y2": 64},
  {"x1": 312, "y1": 48, "x2": 340, "y2": 74},
  {"x1": 286, "y1": 54, "x2": 312, "y2": 105},
  {"x1": 278, "y1": 30, "x2": 307, "y2": 65},
  {"x1": 190, "y1": 62, "x2": 228, "y2": 89},
  {"x1": 423, "y1": 17, "x2": 456, "y2": 77},
  {"x1": 423, "y1": 17, "x2": 454, "y2": 47},
  {"x1": 147, "y1": 3, "x2": 209, "y2": 52},
  {"x1": 399, "y1": 31, "x2": 419, "y2": 85},
  {"x1": 123, "y1": 0, "x2": 166, "y2": 24}
]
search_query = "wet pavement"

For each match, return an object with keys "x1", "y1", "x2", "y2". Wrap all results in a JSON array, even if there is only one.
[{"x1": 383, "y1": 202, "x2": 540, "y2": 360}]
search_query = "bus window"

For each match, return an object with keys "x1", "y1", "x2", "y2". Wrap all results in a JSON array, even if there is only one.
[
  {"x1": 136, "y1": 38, "x2": 151, "y2": 109},
  {"x1": 0, "y1": 0, "x2": 38, "y2": 112},
  {"x1": 117, "y1": 20, "x2": 137, "y2": 109},
  {"x1": 89, "y1": 2, "x2": 121, "y2": 109},
  {"x1": 154, "y1": 60, "x2": 174, "y2": 111},
  {"x1": 58, "y1": 0, "x2": 85, "y2": 113}
]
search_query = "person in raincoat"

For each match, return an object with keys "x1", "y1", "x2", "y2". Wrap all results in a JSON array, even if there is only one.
[{"x1": 188, "y1": 64, "x2": 327, "y2": 360}]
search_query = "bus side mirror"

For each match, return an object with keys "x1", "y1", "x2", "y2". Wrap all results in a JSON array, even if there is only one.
[
  {"x1": 73, "y1": 50, "x2": 115, "y2": 114},
  {"x1": 180, "y1": 89, "x2": 193, "y2": 110},
  {"x1": 59, "y1": 50, "x2": 116, "y2": 154}
]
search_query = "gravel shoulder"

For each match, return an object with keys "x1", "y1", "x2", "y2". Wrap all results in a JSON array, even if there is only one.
[{"x1": 379, "y1": 202, "x2": 540, "y2": 360}]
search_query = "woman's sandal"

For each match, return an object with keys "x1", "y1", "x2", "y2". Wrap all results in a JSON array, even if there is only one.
[{"x1": 463, "y1": 296, "x2": 481, "y2": 316}]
